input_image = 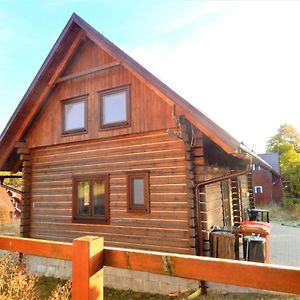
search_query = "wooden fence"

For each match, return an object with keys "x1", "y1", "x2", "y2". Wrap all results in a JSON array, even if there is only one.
[{"x1": 0, "y1": 235, "x2": 300, "y2": 299}]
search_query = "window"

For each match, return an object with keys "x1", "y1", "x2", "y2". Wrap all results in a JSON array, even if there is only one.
[
  {"x1": 127, "y1": 172, "x2": 150, "y2": 213},
  {"x1": 253, "y1": 164, "x2": 261, "y2": 171},
  {"x1": 99, "y1": 86, "x2": 130, "y2": 129},
  {"x1": 254, "y1": 186, "x2": 263, "y2": 194},
  {"x1": 62, "y1": 96, "x2": 87, "y2": 135},
  {"x1": 73, "y1": 175, "x2": 109, "y2": 223}
]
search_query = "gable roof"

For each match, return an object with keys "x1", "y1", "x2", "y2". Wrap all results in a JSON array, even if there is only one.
[
  {"x1": 0, "y1": 13, "x2": 245, "y2": 170},
  {"x1": 259, "y1": 152, "x2": 281, "y2": 174}
]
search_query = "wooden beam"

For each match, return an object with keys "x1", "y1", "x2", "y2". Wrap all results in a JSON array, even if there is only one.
[
  {"x1": 11, "y1": 159, "x2": 23, "y2": 173},
  {"x1": 104, "y1": 247, "x2": 300, "y2": 295},
  {"x1": 72, "y1": 236, "x2": 104, "y2": 300},
  {"x1": 0, "y1": 235, "x2": 72, "y2": 260},
  {"x1": 15, "y1": 142, "x2": 28, "y2": 149},
  {"x1": 56, "y1": 61, "x2": 120, "y2": 83}
]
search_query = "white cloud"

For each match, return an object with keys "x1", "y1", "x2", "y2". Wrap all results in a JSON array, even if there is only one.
[{"x1": 128, "y1": 1, "x2": 300, "y2": 152}]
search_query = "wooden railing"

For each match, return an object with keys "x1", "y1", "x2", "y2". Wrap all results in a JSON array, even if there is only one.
[{"x1": 1, "y1": 235, "x2": 300, "y2": 299}]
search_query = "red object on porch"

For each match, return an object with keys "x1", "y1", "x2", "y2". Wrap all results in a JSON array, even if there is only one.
[{"x1": 239, "y1": 221, "x2": 271, "y2": 263}]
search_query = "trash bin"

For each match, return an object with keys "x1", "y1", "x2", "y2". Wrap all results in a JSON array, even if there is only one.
[
  {"x1": 239, "y1": 221, "x2": 272, "y2": 263},
  {"x1": 210, "y1": 226, "x2": 239, "y2": 260},
  {"x1": 243, "y1": 235, "x2": 266, "y2": 263}
]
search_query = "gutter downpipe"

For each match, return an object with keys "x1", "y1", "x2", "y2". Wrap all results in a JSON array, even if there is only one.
[{"x1": 194, "y1": 155, "x2": 252, "y2": 294}]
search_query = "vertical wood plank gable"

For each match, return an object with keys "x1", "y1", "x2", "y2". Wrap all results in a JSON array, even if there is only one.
[{"x1": 26, "y1": 38, "x2": 176, "y2": 148}]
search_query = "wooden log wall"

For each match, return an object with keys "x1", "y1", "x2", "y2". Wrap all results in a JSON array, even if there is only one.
[
  {"x1": 231, "y1": 175, "x2": 250, "y2": 225},
  {"x1": 29, "y1": 130, "x2": 192, "y2": 254},
  {"x1": 14, "y1": 142, "x2": 31, "y2": 237},
  {"x1": 239, "y1": 174, "x2": 250, "y2": 219},
  {"x1": 205, "y1": 182, "x2": 224, "y2": 230},
  {"x1": 180, "y1": 119, "x2": 204, "y2": 255},
  {"x1": 201, "y1": 181, "x2": 223, "y2": 257},
  {"x1": 231, "y1": 177, "x2": 241, "y2": 226},
  {"x1": 187, "y1": 128, "x2": 206, "y2": 256},
  {"x1": 247, "y1": 170, "x2": 255, "y2": 209}
]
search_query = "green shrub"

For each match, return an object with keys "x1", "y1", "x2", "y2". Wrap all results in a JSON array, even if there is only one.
[{"x1": 282, "y1": 198, "x2": 300, "y2": 209}]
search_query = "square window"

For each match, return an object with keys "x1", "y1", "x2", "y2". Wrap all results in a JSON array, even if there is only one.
[
  {"x1": 73, "y1": 175, "x2": 109, "y2": 223},
  {"x1": 127, "y1": 172, "x2": 150, "y2": 213},
  {"x1": 99, "y1": 86, "x2": 130, "y2": 129},
  {"x1": 62, "y1": 96, "x2": 87, "y2": 135}
]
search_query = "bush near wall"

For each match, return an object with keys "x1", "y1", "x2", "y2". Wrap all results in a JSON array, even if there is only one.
[{"x1": 282, "y1": 198, "x2": 300, "y2": 213}]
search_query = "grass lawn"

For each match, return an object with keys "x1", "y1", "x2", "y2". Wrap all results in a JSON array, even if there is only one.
[
  {"x1": 257, "y1": 198, "x2": 300, "y2": 227},
  {"x1": 103, "y1": 288, "x2": 300, "y2": 299},
  {"x1": 35, "y1": 277, "x2": 300, "y2": 300},
  {"x1": 36, "y1": 276, "x2": 69, "y2": 299}
]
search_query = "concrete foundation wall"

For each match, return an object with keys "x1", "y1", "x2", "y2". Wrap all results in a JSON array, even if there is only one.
[{"x1": 25, "y1": 255, "x2": 198, "y2": 295}]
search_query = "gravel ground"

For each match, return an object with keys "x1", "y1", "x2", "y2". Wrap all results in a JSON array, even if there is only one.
[
  {"x1": 270, "y1": 222, "x2": 300, "y2": 267},
  {"x1": 208, "y1": 222, "x2": 300, "y2": 296}
]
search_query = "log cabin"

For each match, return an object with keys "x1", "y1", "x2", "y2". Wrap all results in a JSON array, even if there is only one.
[{"x1": 0, "y1": 14, "x2": 275, "y2": 259}]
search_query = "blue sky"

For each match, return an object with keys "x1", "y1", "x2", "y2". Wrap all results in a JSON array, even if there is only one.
[{"x1": 0, "y1": 0, "x2": 299, "y2": 152}]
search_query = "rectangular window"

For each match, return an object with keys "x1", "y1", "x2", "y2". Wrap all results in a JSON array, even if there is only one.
[
  {"x1": 99, "y1": 86, "x2": 130, "y2": 129},
  {"x1": 62, "y1": 96, "x2": 87, "y2": 135},
  {"x1": 254, "y1": 186, "x2": 263, "y2": 194},
  {"x1": 73, "y1": 175, "x2": 109, "y2": 223},
  {"x1": 127, "y1": 172, "x2": 150, "y2": 213}
]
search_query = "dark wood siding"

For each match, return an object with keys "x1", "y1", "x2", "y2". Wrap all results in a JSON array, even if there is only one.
[
  {"x1": 26, "y1": 38, "x2": 176, "y2": 148},
  {"x1": 239, "y1": 174, "x2": 250, "y2": 218},
  {"x1": 29, "y1": 130, "x2": 191, "y2": 254}
]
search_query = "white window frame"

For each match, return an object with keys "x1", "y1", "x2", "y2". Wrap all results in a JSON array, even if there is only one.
[{"x1": 254, "y1": 186, "x2": 263, "y2": 194}]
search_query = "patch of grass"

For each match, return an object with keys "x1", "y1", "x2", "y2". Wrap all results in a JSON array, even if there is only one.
[
  {"x1": 36, "y1": 276, "x2": 68, "y2": 300},
  {"x1": 258, "y1": 198, "x2": 300, "y2": 226},
  {"x1": 103, "y1": 288, "x2": 300, "y2": 299}
]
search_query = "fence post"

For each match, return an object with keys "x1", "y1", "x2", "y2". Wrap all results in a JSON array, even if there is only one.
[{"x1": 72, "y1": 236, "x2": 104, "y2": 300}]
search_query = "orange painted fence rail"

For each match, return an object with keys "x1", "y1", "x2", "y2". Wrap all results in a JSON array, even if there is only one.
[
  {"x1": 0, "y1": 235, "x2": 103, "y2": 300},
  {"x1": 1, "y1": 235, "x2": 300, "y2": 300}
]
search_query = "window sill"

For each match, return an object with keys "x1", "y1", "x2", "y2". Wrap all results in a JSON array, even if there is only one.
[
  {"x1": 62, "y1": 129, "x2": 88, "y2": 137},
  {"x1": 72, "y1": 218, "x2": 109, "y2": 225},
  {"x1": 99, "y1": 122, "x2": 130, "y2": 131}
]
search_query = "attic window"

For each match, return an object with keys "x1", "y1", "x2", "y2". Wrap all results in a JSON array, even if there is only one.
[
  {"x1": 62, "y1": 96, "x2": 87, "y2": 135},
  {"x1": 99, "y1": 86, "x2": 130, "y2": 129}
]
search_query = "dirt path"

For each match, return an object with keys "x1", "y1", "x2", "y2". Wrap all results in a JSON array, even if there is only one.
[{"x1": 270, "y1": 222, "x2": 300, "y2": 267}]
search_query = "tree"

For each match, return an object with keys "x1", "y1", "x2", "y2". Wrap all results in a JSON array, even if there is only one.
[
  {"x1": 267, "y1": 124, "x2": 300, "y2": 197},
  {"x1": 267, "y1": 124, "x2": 300, "y2": 153}
]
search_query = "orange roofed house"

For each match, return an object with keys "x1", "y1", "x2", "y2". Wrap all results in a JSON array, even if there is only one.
[
  {"x1": 0, "y1": 14, "x2": 278, "y2": 292},
  {"x1": 0, "y1": 187, "x2": 15, "y2": 223}
]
